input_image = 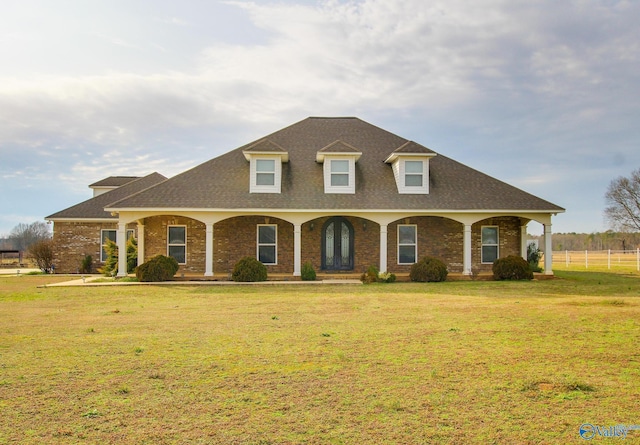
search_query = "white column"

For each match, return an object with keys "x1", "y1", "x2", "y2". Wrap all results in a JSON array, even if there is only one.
[
  {"x1": 544, "y1": 223, "x2": 553, "y2": 275},
  {"x1": 205, "y1": 223, "x2": 214, "y2": 276},
  {"x1": 463, "y1": 224, "x2": 472, "y2": 275},
  {"x1": 137, "y1": 222, "x2": 145, "y2": 267},
  {"x1": 379, "y1": 224, "x2": 388, "y2": 273},
  {"x1": 521, "y1": 225, "x2": 528, "y2": 261},
  {"x1": 117, "y1": 222, "x2": 127, "y2": 277},
  {"x1": 293, "y1": 224, "x2": 301, "y2": 276}
]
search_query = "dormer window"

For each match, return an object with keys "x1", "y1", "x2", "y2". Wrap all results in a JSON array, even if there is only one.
[
  {"x1": 243, "y1": 139, "x2": 288, "y2": 194},
  {"x1": 384, "y1": 141, "x2": 436, "y2": 195},
  {"x1": 316, "y1": 140, "x2": 362, "y2": 194}
]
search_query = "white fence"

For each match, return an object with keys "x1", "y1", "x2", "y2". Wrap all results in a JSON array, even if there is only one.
[{"x1": 551, "y1": 249, "x2": 640, "y2": 271}]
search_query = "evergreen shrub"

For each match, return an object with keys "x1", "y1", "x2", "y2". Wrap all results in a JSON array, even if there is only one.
[
  {"x1": 410, "y1": 256, "x2": 448, "y2": 282},
  {"x1": 492, "y1": 255, "x2": 534, "y2": 280},
  {"x1": 232, "y1": 257, "x2": 267, "y2": 282},
  {"x1": 135, "y1": 255, "x2": 179, "y2": 282}
]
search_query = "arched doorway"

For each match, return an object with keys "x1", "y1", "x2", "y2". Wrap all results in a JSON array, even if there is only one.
[{"x1": 322, "y1": 217, "x2": 354, "y2": 270}]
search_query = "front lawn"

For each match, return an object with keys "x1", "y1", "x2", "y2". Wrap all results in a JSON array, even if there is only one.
[{"x1": 1, "y1": 271, "x2": 638, "y2": 444}]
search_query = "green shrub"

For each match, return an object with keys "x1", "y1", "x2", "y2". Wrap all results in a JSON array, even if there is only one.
[
  {"x1": 301, "y1": 261, "x2": 316, "y2": 281},
  {"x1": 410, "y1": 256, "x2": 448, "y2": 282},
  {"x1": 492, "y1": 255, "x2": 534, "y2": 280},
  {"x1": 102, "y1": 237, "x2": 138, "y2": 276},
  {"x1": 232, "y1": 257, "x2": 267, "y2": 282},
  {"x1": 378, "y1": 271, "x2": 397, "y2": 283},
  {"x1": 135, "y1": 255, "x2": 179, "y2": 282},
  {"x1": 360, "y1": 265, "x2": 379, "y2": 284},
  {"x1": 80, "y1": 255, "x2": 93, "y2": 274},
  {"x1": 127, "y1": 237, "x2": 138, "y2": 273},
  {"x1": 527, "y1": 244, "x2": 543, "y2": 273}
]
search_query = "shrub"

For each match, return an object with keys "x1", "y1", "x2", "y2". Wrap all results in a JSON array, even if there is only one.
[
  {"x1": 360, "y1": 265, "x2": 379, "y2": 284},
  {"x1": 28, "y1": 239, "x2": 54, "y2": 273},
  {"x1": 80, "y1": 255, "x2": 93, "y2": 274},
  {"x1": 492, "y1": 255, "x2": 534, "y2": 280},
  {"x1": 527, "y1": 244, "x2": 543, "y2": 273},
  {"x1": 378, "y1": 271, "x2": 397, "y2": 283},
  {"x1": 102, "y1": 237, "x2": 138, "y2": 276},
  {"x1": 232, "y1": 257, "x2": 267, "y2": 282},
  {"x1": 410, "y1": 256, "x2": 448, "y2": 282},
  {"x1": 135, "y1": 255, "x2": 179, "y2": 282},
  {"x1": 301, "y1": 261, "x2": 316, "y2": 281}
]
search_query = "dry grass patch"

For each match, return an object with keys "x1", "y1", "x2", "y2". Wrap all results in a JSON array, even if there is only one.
[{"x1": 0, "y1": 272, "x2": 639, "y2": 444}]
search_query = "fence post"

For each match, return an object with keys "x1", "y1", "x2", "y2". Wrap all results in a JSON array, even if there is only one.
[
  {"x1": 637, "y1": 248, "x2": 639, "y2": 272},
  {"x1": 565, "y1": 250, "x2": 569, "y2": 266},
  {"x1": 608, "y1": 249, "x2": 611, "y2": 269},
  {"x1": 585, "y1": 250, "x2": 588, "y2": 269}
]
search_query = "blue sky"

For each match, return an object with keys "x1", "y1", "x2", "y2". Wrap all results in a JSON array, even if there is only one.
[{"x1": 1, "y1": 0, "x2": 639, "y2": 236}]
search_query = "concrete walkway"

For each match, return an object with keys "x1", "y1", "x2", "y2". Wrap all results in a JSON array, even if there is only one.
[
  {"x1": 0, "y1": 268, "x2": 40, "y2": 275},
  {"x1": 40, "y1": 276, "x2": 363, "y2": 287}
]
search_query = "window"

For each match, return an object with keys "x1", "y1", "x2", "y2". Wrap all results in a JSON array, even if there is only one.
[
  {"x1": 398, "y1": 225, "x2": 417, "y2": 264},
  {"x1": 481, "y1": 226, "x2": 499, "y2": 263},
  {"x1": 330, "y1": 160, "x2": 350, "y2": 186},
  {"x1": 257, "y1": 225, "x2": 277, "y2": 265},
  {"x1": 248, "y1": 156, "x2": 282, "y2": 193},
  {"x1": 404, "y1": 160, "x2": 424, "y2": 187},
  {"x1": 168, "y1": 226, "x2": 186, "y2": 264},
  {"x1": 256, "y1": 159, "x2": 275, "y2": 186},
  {"x1": 126, "y1": 229, "x2": 135, "y2": 240},
  {"x1": 101, "y1": 229, "x2": 116, "y2": 262}
]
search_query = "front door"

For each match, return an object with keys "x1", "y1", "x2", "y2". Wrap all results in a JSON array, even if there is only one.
[{"x1": 322, "y1": 217, "x2": 354, "y2": 270}]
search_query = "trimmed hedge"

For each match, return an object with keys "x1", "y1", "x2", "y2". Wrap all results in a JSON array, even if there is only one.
[
  {"x1": 135, "y1": 255, "x2": 179, "y2": 282},
  {"x1": 410, "y1": 256, "x2": 448, "y2": 282},
  {"x1": 492, "y1": 255, "x2": 534, "y2": 280},
  {"x1": 232, "y1": 257, "x2": 268, "y2": 282}
]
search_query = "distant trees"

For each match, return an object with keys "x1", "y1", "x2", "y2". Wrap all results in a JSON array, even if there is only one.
[
  {"x1": 7, "y1": 221, "x2": 51, "y2": 251},
  {"x1": 605, "y1": 168, "x2": 640, "y2": 232},
  {"x1": 539, "y1": 231, "x2": 640, "y2": 251}
]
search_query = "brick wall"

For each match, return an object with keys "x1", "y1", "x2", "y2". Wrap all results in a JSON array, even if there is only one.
[{"x1": 52, "y1": 221, "x2": 136, "y2": 273}]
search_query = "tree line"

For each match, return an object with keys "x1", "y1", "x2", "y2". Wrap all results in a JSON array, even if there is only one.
[{"x1": 529, "y1": 231, "x2": 640, "y2": 252}]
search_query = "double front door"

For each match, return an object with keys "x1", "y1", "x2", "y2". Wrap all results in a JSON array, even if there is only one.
[{"x1": 322, "y1": 217, "x2": 354, "y2": 270}]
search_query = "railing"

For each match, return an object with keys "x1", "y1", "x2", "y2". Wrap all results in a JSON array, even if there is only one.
[{"x1": 551, "y1": 249, "x2": 640, "y2": 272}]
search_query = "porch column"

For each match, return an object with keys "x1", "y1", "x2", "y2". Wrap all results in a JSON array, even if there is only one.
[
  {"x1": 205, "y1": 222, "x2": 214, "y2": 277},
  {"x1": 544, "y1": 223, "x2": 553, "y2": 275},
  {"x1": 137, "y1": 221, "x2": 145, "y2": 267},
  {"x1": 521, "y1": 224, "x2": 528, "y2": 261},
  {"x1": 379, "y1": 224, "x2": 388, "y2": 273},
  {"x1": 117, "y1": 222, "x2": 127, "y2": 277},
  {"x1": 463, "y1": 224, "x2": 472, "y2": 275},
  {"x1": 293, "y1": 224, "x2": 301, "y2": 276}
]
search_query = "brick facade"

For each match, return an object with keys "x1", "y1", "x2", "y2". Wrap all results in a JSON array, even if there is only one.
[
  {"x1": 52, "y1": 221, "x2": 136, "y2": 273},
  {"x1": 53, "y1": 215, "x2": 524, "y2": 275}
]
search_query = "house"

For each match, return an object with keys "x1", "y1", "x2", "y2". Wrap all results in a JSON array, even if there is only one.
[{"x1": 47, "y1": 117, "x2": 564, "y2": 278}]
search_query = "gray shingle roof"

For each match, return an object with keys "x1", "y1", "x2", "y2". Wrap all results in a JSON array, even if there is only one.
[
  {"x1": 89, "y1": 176, "x2": 141, "y2": 188},
  {"x1": 47, "y1": 173, "x2": 167, "y2": 219},
  {"x1": 106, "y1": 117, "x2": 564, "y2": 212}
]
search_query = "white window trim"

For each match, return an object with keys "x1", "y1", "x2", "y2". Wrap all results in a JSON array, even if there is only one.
[
  {"x1": 397, "y1": 224, "x2": 418, "y2": 265},
  {"x1": 257, "y1": 224, "x2": 277, "y2": 265},
  {"x1": 481, "y1": 225, "x2": 499, "y2": 264},
  {"x1": 391, "y1": 157, "x2": 430, "y2": 194},
  {"x1": 249, "y1": 155, "x2": 282, "y2": 193},
  {"x1": 167, "y1": 225, "x2": 187, "y2": 265},
  {"x1": 322, "y1": 155, "x2": 357, "y2": 194},
  {"x1": 101, "y1": 229, "x2": 117, "y2": 262}
]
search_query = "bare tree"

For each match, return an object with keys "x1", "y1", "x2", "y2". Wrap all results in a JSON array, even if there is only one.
[
  {"x1": 604, "y1": 168, "x2": 640, "y2": 232},
  {"x1": 8, "y1": 221, "x2": 51, "y2": 251},
  {"x1": 28, "y1": 239, "x2": 54, "y2": 273}
]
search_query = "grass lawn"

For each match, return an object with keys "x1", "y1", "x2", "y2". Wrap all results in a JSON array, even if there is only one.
[{"x1": 1, "y1": 271, "x2": 639, "y2": 444}]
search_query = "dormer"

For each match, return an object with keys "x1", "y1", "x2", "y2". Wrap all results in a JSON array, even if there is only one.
[
  {"x1": 316, "y1": 140, "x2": 362, "y2": 194},
  {"x1": 243, "y1": 139, "x2": 289, "y2": 193},
  {"x1": 384, "y1": 141, "x2": 437, "y2": 194}
]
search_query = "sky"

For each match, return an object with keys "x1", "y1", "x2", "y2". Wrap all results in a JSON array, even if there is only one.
[{"x1": 1, "y1": 0, "x2": 639, "y2": 237}]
